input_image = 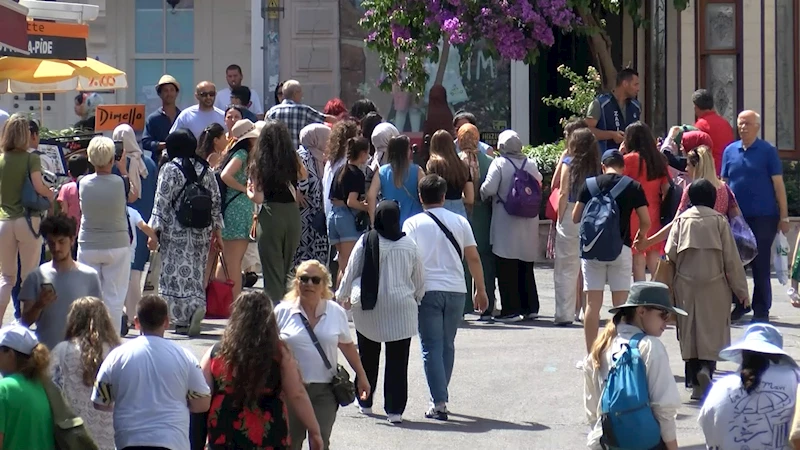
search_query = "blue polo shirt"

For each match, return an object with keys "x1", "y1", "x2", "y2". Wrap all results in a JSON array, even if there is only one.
[
  {"x1": 721, "y1": 138, "x2": 782, "y2": 217},
  {"x1": 141, "y1": 107, "x2": 180, "y2": 157}
]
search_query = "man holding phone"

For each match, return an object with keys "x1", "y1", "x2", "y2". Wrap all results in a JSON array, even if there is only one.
[{"x1": 20, "y1": 214, "x2": 101, "y2": 349}]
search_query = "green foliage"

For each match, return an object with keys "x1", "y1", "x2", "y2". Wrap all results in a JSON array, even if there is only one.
[
  {"x1": 569, "y1": 0, "x2": 690, "y2": 28},
  {"x1": 523, "y1": 139, "x2": 566, "y2": 219},
  {"x1": 784, "y1": 161, "x2": 800, "y2": 217},
  {"x1": 541, "y1": 65, "x2": 601, "y2": 128}
]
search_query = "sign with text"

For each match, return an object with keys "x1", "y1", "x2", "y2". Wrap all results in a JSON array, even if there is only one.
[
  {"x1": 20, "y1": 21, "x2": 88, "y2": 60},
  {"x1": 95, "y1": 105, "x2": 146, "y2": 132}
]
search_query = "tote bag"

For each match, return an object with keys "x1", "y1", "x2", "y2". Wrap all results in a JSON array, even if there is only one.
[{"x1": 206, "y1": 251, "x2": 234, "y2": 319}]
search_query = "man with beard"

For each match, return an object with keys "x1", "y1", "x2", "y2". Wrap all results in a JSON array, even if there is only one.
[{"x1": 170, "y1": 81, "x2": 225, "y2": 139}]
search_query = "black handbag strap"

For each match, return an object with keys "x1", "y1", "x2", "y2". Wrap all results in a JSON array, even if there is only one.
[
  {"x1": 425, "y1": 211, "x2": 462, "y2": 259},
  {"x1": 298, "y1": 313, "x2": 333, "y2": 371}
]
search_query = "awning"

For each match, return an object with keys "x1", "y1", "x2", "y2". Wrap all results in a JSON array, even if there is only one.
[
  {"x1": 0, "y1": 57, "x2": 128, "y2": 93},
  {"x1": 0, "y1": 0, "x2": 29, "y2": 56}
]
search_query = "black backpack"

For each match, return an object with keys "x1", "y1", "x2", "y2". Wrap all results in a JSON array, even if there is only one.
[{"x1": 171, "y1": 160, "x2": 213, "y2": 229}]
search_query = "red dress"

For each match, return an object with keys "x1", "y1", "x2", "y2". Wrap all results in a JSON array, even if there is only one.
[{"x1": 623, "y1": 152, "x2": 669, "y2": 254}]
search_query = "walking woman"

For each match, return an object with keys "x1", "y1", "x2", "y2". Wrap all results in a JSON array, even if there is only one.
[
  {"x1": 554, "y1": 129, "x2": 601, "y2": 325},
  {"x1": 275, "y1": 260, "x2": 370, "y2": 450},
  {"x1": 322, "y1": 120, "x2": 358, "y2": 219},
  {"x1": 664, "y1": 179, "x2": 750, "y2": 400},
  {"x1": 0, "y1": 325, "x2": 55, "y2": 450},
  {"x1": 295, "y1": 123, "x2": 332, "y2": 267},
  {"x1": 622, "y1": 122, "x2": 670, "y2": 281},
  {"x1": 218, "y1": 119, "x2": 260, "y2": 300},
  {"x1": 583, "y1": 282, "x2": 684, "y2": 450},
  {"x1": 50, "y1": 297, "x2": 120, "y2": 450},
  {"x1": 328, "y1": 137, "x2": 370, "y2": 285},
  {"x1": 480, "y1": 130, "x2": 542, "y2": 322},
  {"x1": 700, "y1": 324, "x2": 799, "y2": 450},
  {"x1": 200, "y1": 291, "x2": 323, "y2": 450},
  {"x1": 150, "y1": 129, "x2": 223, "y2": 337},
  {"x1": 336, "y1": 200, "x2": 425, "y2": 424},
  {"x1": 247, "y1": 120, "x2": 302, "y2": 303},
  {"x1": 0, "y1": 114, "x2": 53, "y2": 324},
  {"x1": 79, "y1": 136, "x2": 131, "y2": 336},
  {"x1": 457, "y1": 123, "x2": 496, "y2": 319},
  {"x1": 426, "y1": 129, "x2": 473, "y2": 218},
  {"x1": 196, "y1": 123, "x2": 226, "y2": 168},
  {"x1": 366, "y1": 135, "x2": 425, "y2": 226}
]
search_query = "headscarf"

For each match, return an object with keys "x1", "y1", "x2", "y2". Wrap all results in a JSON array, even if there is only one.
[
  {"x1": 687, "y1": 178, "x2": 717, "y2": 209},
  {"x1": 166, "y1": 129, "x2": 205, "y2": 177},
  {"x1": 497, "y1": 129, "x2": 524, "y2": 158},
  {"x1": 300, "y1": 123, "x2": 331, "y2": 176},
  {"x1": 423, "y1": 85, "x2": 454, "y2": 137},
  {"x1": 681, "y1": 130, "x2": 713, "y2": 154},
  {"x1": 370, "y1": 122, "x2": 399, "y2": 170},
  {"x1": 457, "y1": 123, "x2": 480, "y2": 182},
  {"x1": 361, "y1": 200, "x2": 405, "y2": 310},
  {"x1": 112, "y1": 124, "x2": 149, "y2": 201}
]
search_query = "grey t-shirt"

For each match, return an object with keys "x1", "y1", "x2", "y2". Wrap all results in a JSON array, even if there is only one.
[
  {"x1": 20, "y1": 262, "x2": 102, "y2": 349},
  {"x1": 78, "y1": 173, "x2": 130, "y2": 250}
]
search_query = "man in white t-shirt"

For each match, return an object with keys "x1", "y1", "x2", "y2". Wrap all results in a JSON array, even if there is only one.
[
  {"x1": 214, "y1": 64, "x2": 264, "y2": 118},
  {"x1": 92, "y1": 295, "x2": 210, "y2": 450},
  {"x1": 169, "y1": 81, "x2": 225, "y2": 139},
  {"x1": 402, "y1": 174, "x2": 488, "y2": 421}
]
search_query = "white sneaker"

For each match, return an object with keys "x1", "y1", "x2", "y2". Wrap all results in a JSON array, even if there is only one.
[
  {"x1": 387, "y1": 414, "x2": 403, "y2": 424},
  {"x1": 789, "y1": 288, "x2": 800, "y2": 303},
  {"x1": 358, "y1": 406, "x2": 372, "y2": 415}
]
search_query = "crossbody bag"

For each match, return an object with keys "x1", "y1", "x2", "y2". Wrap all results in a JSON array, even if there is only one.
[
  {"x1": 298, "y1": 313, "x2": 356, "y2": 406},
  {"x1": 425, "y1": 211, "x2": 462, "y2": 259}
]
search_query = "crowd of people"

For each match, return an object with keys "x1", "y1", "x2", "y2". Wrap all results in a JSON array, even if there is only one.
[{"x1": 1, "y1": 65, "x2": 800, "y2": 450}]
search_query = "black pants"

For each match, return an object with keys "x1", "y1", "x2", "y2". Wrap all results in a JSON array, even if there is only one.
[
  {"x1": 355, "y1": 332, "x2": 411, "y2": 415},
  {"x1": 496, "y1": 256, "x2": 539, "y2": 316}
]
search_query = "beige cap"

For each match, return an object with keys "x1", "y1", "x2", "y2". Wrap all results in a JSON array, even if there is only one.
[{"x1": 156, "y1": 74, "x2": 180, "y2": 92}]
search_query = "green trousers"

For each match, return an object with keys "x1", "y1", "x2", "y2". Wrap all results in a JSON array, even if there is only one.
[
  {"x1": 258, "y1": 202, "x2": 301, "y2": 302},
  {"x1": 287, "y1": 383, "x2": 338, "y2": 450}
]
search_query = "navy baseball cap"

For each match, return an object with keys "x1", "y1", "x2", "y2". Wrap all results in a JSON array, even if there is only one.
[{"x1": 602, "y1": 149, "x2": 624, "y2": 164}]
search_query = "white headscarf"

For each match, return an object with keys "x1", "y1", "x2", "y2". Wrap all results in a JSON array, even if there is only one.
[
  {"x1": 300, "y1": 123, "x2": 331, "y2": 176},
  {"x1": 112, "y1": 124, "x2": 148, "y2": 201},
  {"x1": 370, "y1": 122, "x2": 399, "y2": 171}
]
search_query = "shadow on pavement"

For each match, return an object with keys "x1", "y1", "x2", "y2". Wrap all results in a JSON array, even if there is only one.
[
  {"x1": 377, "y1": 413, "x2": 550, "y2": 433},
  {"x1": 768, "y1": 320, "x2": 800, "y2": 330}
]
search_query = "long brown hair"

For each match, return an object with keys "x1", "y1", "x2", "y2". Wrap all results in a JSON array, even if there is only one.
[
  {"x1": 64, "y1": 297, "x2": 122, "y2": 386},
  {"x1": 567, "y1": 128, "x2": 602, "y2": 199},
  {"x1": 387, "y1": 135, "x2": 411, "y2": 188},
  {"x1": 218, "y1": 291, "x2": 284, "y2": 405},
  {"x1": 623, "y1": 121, "x2": 668, "y2": 181},
  {"x1": 589, "y1": 308, "x2": 638, "y2": 369},
  {"x1": 426, "y1": 130, "x2": 468, "y2": 190},
  {"x1": 325, "y1": 120, "x2": 358, "y2": 163},
  {"x1": 338, "y1": 137, "x2": 369, "y2": 184},
  {"x1": 8, "y1": 344, "x2": 51, "y2": 381}
]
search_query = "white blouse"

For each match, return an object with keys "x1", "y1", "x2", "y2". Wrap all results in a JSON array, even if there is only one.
[{"x1": 336, "y1": 234, "x2": 425, "y2": 343}]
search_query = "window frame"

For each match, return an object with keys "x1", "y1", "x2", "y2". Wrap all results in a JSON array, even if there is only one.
[{"x1": 774, "y1": 0, "x2": 800, "y2": 157}]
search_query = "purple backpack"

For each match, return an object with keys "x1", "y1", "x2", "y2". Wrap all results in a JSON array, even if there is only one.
[{"x1": 498, "y1": 156, "x2": 541, "y2": 218}]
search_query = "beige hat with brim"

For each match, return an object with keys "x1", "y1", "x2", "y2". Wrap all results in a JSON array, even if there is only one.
[
  {"x1": 230, "y1": 119, "x2": 260, "y2": 145},
  {"x1": 157, "y1": 74, "x2": 181, "y2": 92}
]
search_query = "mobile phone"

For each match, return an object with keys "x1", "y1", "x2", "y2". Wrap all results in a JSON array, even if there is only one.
[
  {"x1": 41, "y1": 283, "x2": 55, "y2": 293},
  {"x1": 114, "y1": 141, "x2": 124, "y2": 161}
]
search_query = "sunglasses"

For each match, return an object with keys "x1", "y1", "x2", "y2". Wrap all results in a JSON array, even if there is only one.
[
  {"x1": 646, "y1": 307, "x2": 670, "y2": 320},
  {"x1": 298, "y1": 275, "x2": 322, "y2": 285},
  {"x1": 198, "y1": 91, "x2": 216, "y2": 98}
]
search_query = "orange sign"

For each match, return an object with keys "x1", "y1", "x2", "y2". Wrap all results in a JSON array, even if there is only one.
[
  {"x1": 95, "y1": 105, "x2": 146, "y2": 132},
  {"x1": 27, "y1": 21, "x2": 89, "y2": 39}
]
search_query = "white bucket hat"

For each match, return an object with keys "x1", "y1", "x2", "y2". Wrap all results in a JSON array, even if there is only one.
[{"x1": 719, "y1": 324, "x2": 795, "y2": 365}]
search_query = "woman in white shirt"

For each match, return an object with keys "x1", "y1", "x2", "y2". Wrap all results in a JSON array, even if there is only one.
[
  {"x1": 50, "y1": 296, "x2": 121, "y2": 450},
  {"x1": 700, "y1": 324, "x2": 799, "y2": 450},
  {"x1": 583, "y1": 281, "x2": 684, "y2": 450},
  {"x1": 274, "y1": 260, "x2": 370, "y2": 450},
  {"x1": 337, "y1": 200, "x2": 425, "y2": 424}
]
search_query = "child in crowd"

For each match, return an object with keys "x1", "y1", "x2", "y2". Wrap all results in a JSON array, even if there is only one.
[
  {"x1": 57, "y1": 154, "x2": 90, "y2": 257},
  {"x1": 122, "y1": 176, "x2": 158, "y2": 264}
]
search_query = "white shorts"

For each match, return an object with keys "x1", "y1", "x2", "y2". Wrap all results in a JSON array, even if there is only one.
[{"x1": 581, "y1": 246, "x2": 632, "y2": 292}]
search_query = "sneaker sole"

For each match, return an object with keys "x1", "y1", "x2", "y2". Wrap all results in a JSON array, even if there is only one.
[{"x1": 187, "y1": 307, "x2": 206, "y2": 337}]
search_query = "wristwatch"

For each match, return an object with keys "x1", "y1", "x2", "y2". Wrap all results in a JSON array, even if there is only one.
[{"x1": 781, "y1": 217, "x2": 790, "y2": 223}]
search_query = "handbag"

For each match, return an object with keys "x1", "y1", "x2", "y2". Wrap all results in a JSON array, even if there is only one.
[
  {"x1": 653, "y1": 258, "x2": 675, "y2": 289},
  {"x1": 545, "y1": 188, "x2": 559, "y2": 221},
  {"x1": 298, "y1": 313, "x2": 356, "y2": 406},
  {"x1": 22, "y1": 154, "x2": 51, "y2": 212},
  {"x1": 206, "y1": 251, "x2": 235, "y2": 319},
  {"x1": 41, "y1": 377, "x2": 99, "y2": 450}
]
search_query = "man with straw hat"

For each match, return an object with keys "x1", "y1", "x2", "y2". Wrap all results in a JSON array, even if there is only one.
[{"x1": 142, "y1": 74, "x2": 181, "y2": 159}]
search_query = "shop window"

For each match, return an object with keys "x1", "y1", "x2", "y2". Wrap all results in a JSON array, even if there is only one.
[
  {"x1": 775, "y1": 0, "x2": 800, "y2": 156},
  {"x1": 134, "y1": 0, "x2": 195, "y2": 116},
  {"x1": 696, "y1": 0, "x2": 741, "y2": 129}
]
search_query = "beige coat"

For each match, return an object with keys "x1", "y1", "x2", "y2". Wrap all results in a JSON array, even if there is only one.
[{"x1": 665, "y1": 206, "x2": 749, "y2": 361}]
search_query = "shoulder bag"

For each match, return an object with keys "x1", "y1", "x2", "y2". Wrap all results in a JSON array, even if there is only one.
[
  {"x1": 205, "y1": 251, "x2": 234, "y2": 319},
  {"x1": 298, "y1": 313, "x2": 356, "y2": 406},
  {"x1": 425, "y1": 211, "x2": 462, "y2": 259},
  {"x1": 41, "y1": 377, "x2": 99, "y2": 450}
]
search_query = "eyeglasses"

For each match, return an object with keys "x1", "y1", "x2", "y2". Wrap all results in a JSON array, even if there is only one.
[
  {"x1": 198, "y1": 91, "x2": 216, "y2": 98},
  {"x1": 298, "y1": 275, "x2": 322, "y2": 285}
]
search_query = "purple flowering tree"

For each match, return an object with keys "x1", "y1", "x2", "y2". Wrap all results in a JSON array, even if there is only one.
[{"x1": 360, "y1": 0, "x2": 690, "y2": 94}]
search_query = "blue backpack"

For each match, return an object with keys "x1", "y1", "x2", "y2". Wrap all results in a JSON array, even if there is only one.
[
  {"x1": 580, "y1": 176, "x2": 632, "y2": 261},
  {"x1": 600, "y1": 333, "x2": 662, "y2": 450}
]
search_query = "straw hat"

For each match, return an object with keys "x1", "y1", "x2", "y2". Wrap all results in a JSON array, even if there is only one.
[
  {"x1": 229, "y1": 119, "x2": 260, "y2": 146},
  {"x1": 156, "y1": 74, "x2": 180, "y2": 93}
]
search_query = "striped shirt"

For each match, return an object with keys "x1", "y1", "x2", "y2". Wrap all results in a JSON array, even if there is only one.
[{"x1": 336, "y1": 234, "x2": 425, "y2": 342}]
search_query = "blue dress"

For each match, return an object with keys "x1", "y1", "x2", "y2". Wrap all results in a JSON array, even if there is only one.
[{"x1": 378, "y1": 163, "x2": 423, "y2": 226}]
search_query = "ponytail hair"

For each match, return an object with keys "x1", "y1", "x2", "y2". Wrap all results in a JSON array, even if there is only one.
[
  {"x1": 13, "y1": 344, "x2": 51, "y2": 381},
  {"x1": 740, "y1": 350, "x2": 776, "y2": 394},
  {"x1": 589, "y1": 308, "x2": 637, "y2": 369},
  {"x1": 338, "y1": 137, "x2": 369, "y2": 183}
]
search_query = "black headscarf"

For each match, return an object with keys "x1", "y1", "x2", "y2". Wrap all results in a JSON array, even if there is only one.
[
  {"x1": 687, "y1": 178, "x2": 716, "y2": 209},
  {"x1": 166, "y1": 128, "x2": 206, "y2": 177},
  {"x1": 361, "y1": 200, "x2": 405, "y2": 310}
]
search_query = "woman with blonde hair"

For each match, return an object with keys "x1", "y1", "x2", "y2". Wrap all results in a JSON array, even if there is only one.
[
  {"x1": 50, "y1": 296, "x2": 120, "y2": 449},
  {"x1": 274, "y1": 260, "x2": 370, "y2": 449},
  {"x1": 427, "y1": 130, "x2": 473, "y2": 218},
  {"x1": 0, "y1": 114, "x2": 54, "y2": 324}
]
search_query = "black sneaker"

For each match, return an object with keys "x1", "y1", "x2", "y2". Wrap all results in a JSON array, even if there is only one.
[
  {"x1": 243, "y1": 272, "x2": 258, "y2": 288},
  {"x1": 424, "y1": 406, "x2": 448, "y2": 421},
  {"x1": 731, "y1": 305, "x2": 752, "y2": 322},
  {"x1": 121, "y1": 314, "x2": 129, "y2": 337}
]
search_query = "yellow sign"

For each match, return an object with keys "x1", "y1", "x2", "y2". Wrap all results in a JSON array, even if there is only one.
[
  {"x1": 267, "y1": 0, "x2": 279, "y2": 19},
  {"x1": 95, "y1": 105, "x2": 146, "y2": 132}
]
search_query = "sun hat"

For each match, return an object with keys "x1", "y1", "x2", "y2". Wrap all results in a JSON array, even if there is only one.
[
  {"x1": 608, "y1": 281, "x2": 688, "y2": 316},
  {"x1": 156, "y1": 74, "x2": 180, "y2": 92},
  {"x1": 229, "y1": 119, "x2": 260, "y2": 145},
  {"x1": 0, "y1": 324, "x2": 39, "y2": 355},
  {"x1": 719, "y1": 324, "x2": 794, "y2": 365}
]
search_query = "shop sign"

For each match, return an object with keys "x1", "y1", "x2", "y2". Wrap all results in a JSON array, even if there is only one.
[
  {"x1": 0, "y1": 0, "x2": 29, "y2": 56},
  {"x1": 21, "y1": 21, "x2": 88, "y2": 60},
  {"x1": 95, "y1": 105, "x2": 146, "y2": 132}
]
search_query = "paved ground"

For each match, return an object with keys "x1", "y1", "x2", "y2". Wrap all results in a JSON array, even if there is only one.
[{"x1": 9, "y1": 264, "x2": 800, "y2": 449}]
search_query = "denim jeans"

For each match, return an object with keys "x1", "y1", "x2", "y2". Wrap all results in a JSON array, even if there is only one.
[{"x1": 418, "y1": 290, "x2": 464, "y2": 405}]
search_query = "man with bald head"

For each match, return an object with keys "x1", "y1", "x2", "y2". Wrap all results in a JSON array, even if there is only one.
[
  {"x1": 169, "y1": 81, "x2": 225, "y2": 139},
  {"x1": 266, "y1": 80, "x2": 335, "y2": 148},
  {"x1": 722, "y1": 110, "x2": 789, "y2": 323}
]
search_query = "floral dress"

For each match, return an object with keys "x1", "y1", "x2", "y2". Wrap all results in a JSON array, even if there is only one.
[
  {"x1": 293, "y1": 147, "x2": 329, "y2": 267},
  {"x1": 150, "y1": 158, "x2": 223, "y2": 326},
  {"x1": 207, "y1": 344, "x2": 290, "y2": 450},
  {"x1": 50, "y1": 340, "x2": 115, "y2": 450},
  {"x1": 221, "y1": 149, "x2": 255, "y2": 241}
]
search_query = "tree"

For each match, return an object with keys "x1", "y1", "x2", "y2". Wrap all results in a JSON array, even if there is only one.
[{"x1": 360, "y1": 0, "x2": 689, "y2": 94}]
